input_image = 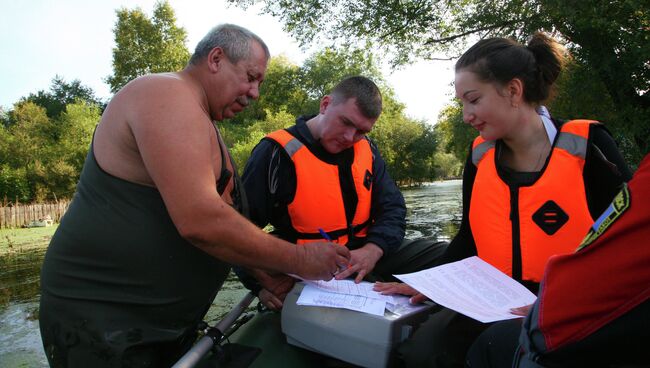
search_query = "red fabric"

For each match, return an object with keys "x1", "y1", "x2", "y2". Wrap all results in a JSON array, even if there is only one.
[{"x1": 537, "y1": 154, "x2": 650, "y2": 351}]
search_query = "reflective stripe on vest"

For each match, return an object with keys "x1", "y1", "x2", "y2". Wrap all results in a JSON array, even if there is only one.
[
  {"x1": 469, "y1": 120, "x2": 597, "y2": 282},
  {"x1": 266, "y1": 129, "x2": 373, "y2": 245}
]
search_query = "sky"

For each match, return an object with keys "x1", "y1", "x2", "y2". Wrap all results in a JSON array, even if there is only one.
[{"x1": 0, "y1": 0, "x2": 456, "y2": 125}]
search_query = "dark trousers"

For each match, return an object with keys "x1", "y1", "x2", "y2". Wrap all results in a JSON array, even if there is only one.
[
  {"x1": 396, "y1": 307, "x2": 491, "y2": 368},
  {"x1": 466, "y1": 300, "x2": 650, "y2": 368},
  {"x1": 466, "y1": 319, "x2": 522, "y2": 368}
]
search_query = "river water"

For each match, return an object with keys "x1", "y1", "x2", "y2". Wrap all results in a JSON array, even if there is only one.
[{"x1": 0, "y1": 180, "x2": 462, "y2": 367}]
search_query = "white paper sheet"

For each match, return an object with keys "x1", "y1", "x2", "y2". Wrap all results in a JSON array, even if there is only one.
[
  {"x1": 296, "y1": 284, "x2": 387, "y2": 316},
  {"x1": 395, "y1": 256, "x2": 537, "y2": 323},
  {"x1": 303, "y1": 278, "x2": 405, "y2": 304}
]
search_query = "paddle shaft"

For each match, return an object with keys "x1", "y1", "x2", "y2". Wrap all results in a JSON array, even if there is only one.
[{"x1": 172, "y1": 292, "x2": 256, "y2": 368}]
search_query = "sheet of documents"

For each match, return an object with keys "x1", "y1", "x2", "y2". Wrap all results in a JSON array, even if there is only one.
[
  {"x1": 293, "y1": 278, "x2": 430, "y2": 316},
  {"x1": 303, "y1": 278, "x2": 405, "y2": 304},
  {"x1": 297, "y1": 283, "x2": 386, "y2": 316},
  {"x1": 394, "y1": 256, "x2": 537, "y2": 323}
]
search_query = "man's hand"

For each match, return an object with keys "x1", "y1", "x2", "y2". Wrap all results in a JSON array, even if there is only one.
[
  {"x1": 335, "y1": 242, "x2": 384, "y2": 283},
  {"x1": 248, "y1": 270, "x2": 295, "y2": 311},
  {"x1": 294, "y1": 242, "x2": 350, "y2": 280},
  {"x1": 373, "y1": 282, "x2": 429, "y2": 304},
  {"x1": 259, "y1": 288, "x2": 285, "y2": 310}
]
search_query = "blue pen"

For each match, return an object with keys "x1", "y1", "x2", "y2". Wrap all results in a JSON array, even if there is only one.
[
  {"x1": 319, "y1": 228, "x2": 348, "y2": 273},
  {"x1": 318, "y1": 228, "x2": 332, "y2": 241}
]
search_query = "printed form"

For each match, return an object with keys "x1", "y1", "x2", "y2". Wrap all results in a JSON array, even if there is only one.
[
  {"x1": 395, "y1": 256, "x2": 537, "y2": 323},
  {"x1": 296, "y1": 279, "x2": 426, "y2": 316}
]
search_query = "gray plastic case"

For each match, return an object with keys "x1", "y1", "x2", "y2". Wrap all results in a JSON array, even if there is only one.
[{"x1": 281, "y1": 282, "x2": 435, "y2": 367}]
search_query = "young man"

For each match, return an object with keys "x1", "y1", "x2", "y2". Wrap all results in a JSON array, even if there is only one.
[{"x1": 238, "y1": 76, "x2": 445, "y2": 309}]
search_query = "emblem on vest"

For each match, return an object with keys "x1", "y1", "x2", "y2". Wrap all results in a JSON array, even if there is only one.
[
  {"x1": 578, "y1": 184, "x2": 630, "y2": 250},
  {"x1": 532, "y1": 200, "x2": 569, "y2": 235},
  {"x1": 363, "y1": 170, "x2": 373, "y2": 190}
]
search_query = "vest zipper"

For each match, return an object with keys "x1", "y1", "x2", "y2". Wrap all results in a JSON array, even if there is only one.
[{"x1": 510, "y1": 185, "x2": 522, "y2": 280}]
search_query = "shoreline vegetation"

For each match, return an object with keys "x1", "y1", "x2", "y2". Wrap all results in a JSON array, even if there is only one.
[{"x1": 0, "y1": 225, "x2": 57, "y2": 257}]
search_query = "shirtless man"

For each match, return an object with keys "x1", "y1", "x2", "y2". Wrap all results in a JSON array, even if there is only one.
[{"x1": 39, "y1": 24, "x2": 349, "y2": 367}]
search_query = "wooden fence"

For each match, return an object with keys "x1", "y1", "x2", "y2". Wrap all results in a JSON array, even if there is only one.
[{"x1": 0, "y1": 201, "x2": 71, "y2": 229}]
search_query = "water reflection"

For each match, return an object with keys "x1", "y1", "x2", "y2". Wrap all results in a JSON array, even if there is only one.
[
  {"x1": 0, "y1": 249, "x2": 48, "y2": 367},
  {"x1": 403, "y1": 180, "x2": 462, "y2": 241},
  {"x1": 1, "y1": 249, "x2": 45, "y2": 307},
  {"x1": 0, "y1": 180, "x2": 462, "y2": 367}
]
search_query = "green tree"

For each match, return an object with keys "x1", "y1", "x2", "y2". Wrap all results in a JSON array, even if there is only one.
[
  {"x1": 7, "y1": 102, "x2": 54, "y2": 168},
  {"x1": 221, "y1": 47, "x2": 386, "y2": 141},
  {"x1": 433, "y1": 152, "x2": 463, "y2": 179},
  {"x1": 227, "y1": 47, "x2": 385, "y2": 126},
  {"x1": 0, "y1": 165, "x2": 30, "y2": 204},
  {"x1": 56, "y1": 101, "x2": 101, "y2": 172},
  {"x1": 0, "y1": 99, "x2": 100, "y2": 202},
  {"x1": 548, "y1": 60, "x2": 641, "y2": 166},
  {"x1": 228, "y1": 109, "x2": 296, "y2": 170},
  {"x1": 229, "y1": 0, "x2": 650, "y2": 160},
  {"x1": 1, "y1": 106, "x2": 10, "y2": 127},
  {"x1": 22, "y1": 76, "x2": 102, "y2": 120},
  {"x1": 369, "y1": 93, "x2": 438, "y2": 184},
  {"x1": 435, "y1": 101, "x2": 477, "y2": 164},
  {"x1": 107, "y1": 0, "x2": 190, "y2": 92},
  {"x1": 219, "y1": 48, "x2": 441, "y2": 184}
]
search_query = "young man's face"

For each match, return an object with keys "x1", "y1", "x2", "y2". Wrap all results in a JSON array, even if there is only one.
[{"x1": 317, "y1": 96, "x2": 377, "y2": 154}]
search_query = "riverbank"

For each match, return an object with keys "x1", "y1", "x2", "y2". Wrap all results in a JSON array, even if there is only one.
[{"x1": 0, "y1": 226, "x2": 57, "y2": 256}]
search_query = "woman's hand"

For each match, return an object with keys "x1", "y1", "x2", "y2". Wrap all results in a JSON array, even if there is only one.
[
  {"x1": 373, "y1": 282, "x2": 429, "y2": 304},
  {"x1": 510, "y1": 304, "x2": 533, "y2": 316}
]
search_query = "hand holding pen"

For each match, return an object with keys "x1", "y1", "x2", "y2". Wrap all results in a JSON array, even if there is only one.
[{"x1": 318, "y1": 228, "x2": 348, "y2": 276}]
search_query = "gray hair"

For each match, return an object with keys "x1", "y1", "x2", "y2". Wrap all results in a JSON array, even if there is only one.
[{"x1": 189, "y1": 23, "x2": 270, "y2": 65}]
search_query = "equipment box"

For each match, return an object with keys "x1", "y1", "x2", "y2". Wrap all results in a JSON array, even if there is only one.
[{"x1": 281, "y1": 282, "x2": 436, "y2": 368}]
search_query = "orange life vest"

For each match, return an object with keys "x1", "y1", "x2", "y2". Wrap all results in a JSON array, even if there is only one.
[
  {"x1": 266, "y1": 129, "x2": 373, "y2": 245},
  {"x1": 469, "y1": 120, "x2": 597, "y2": 282}
]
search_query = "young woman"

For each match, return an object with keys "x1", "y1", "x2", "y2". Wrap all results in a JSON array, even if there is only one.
[{"x1": 375, "y1": 33, "x2": 632, "y2": 368}]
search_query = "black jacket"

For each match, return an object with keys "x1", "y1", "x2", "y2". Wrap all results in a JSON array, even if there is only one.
[{"x1": 236, "y1": 116, "x2": 406, "y2": 293}]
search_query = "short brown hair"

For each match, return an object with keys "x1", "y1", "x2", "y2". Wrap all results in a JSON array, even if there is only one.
[{"x1": 330, "y1": 76, "x2": 382, "y2": 119}]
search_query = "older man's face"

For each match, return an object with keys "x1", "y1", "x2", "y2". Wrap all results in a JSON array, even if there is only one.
[{"x1": 213, "y1": 42, "x2": 267, "y2": 121}]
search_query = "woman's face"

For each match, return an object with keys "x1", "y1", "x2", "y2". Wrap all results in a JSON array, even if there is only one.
[{"x1": 454, "y1": 70, "x2": 517, "y2": 141}]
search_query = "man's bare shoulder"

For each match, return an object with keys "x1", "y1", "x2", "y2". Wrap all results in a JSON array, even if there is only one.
[
  {"x1": 118, "y1": 72, "x2": 200, "y2": 103},
  {"x1": 109, "y1": 72, "x2": 207, "y2": 125}
]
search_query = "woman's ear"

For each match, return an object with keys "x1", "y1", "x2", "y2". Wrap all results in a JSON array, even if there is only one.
[{"x1": 507, "y1": 78, "x2": 524, "y2": 107}]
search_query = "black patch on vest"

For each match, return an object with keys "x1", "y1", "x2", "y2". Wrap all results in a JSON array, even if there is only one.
[
  {"x1": 363, "y1": 170, "x2": 373, "y2": 190},
  {"x1": 533, "y1": 200, "x2": 569, "y2": 235}
]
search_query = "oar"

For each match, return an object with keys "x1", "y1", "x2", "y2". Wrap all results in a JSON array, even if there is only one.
[{"x1": 172, "y1": 292, "x2": 256, "y2": 368}]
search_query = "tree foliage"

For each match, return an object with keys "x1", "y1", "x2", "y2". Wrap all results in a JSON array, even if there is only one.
[
  {"x1": 106, "y1": 0, "x2": 190, "y2": 92},
  {"x1": 434, "y1": 101, "x2": 477, "y2": 164},
  {"x1": 220, "y1": 47, "x2": 441, "y2": 183},
  {"x1": 229, "y1": 0, "x2": 650, "y2": 161},
  {"x1": 20, "y1": 76, "x2": 103, "y2": 120},
  {"x1": 0, "y1": 99, "x2": 100, "y2": 203}
]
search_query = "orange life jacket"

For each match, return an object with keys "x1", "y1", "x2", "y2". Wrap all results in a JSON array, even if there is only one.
[
  {"x1": 266, "y1": 129, "x2": 373, "y2": 245},
  {"x1": 469, "y1": 120, "x2": 597, "y2": 282}
]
